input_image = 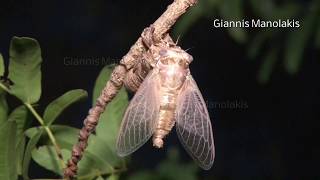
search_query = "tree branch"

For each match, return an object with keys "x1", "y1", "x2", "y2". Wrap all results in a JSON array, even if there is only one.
[
  {"x1": 120, "y1": 0, "x2": 198, "y2": 70},
  {"x1": 63, "y1": 0, "x2": 198, "y2": 179}
]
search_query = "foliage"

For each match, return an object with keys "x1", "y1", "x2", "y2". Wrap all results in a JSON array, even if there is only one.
[
  {"x1": 128, "y1": 148, "x2": 199, "y2": 180},
  {"x1": 0, "y1": 37, "x2": 128, "y2": 179},
  {"x1": 0, "y1": 36, "x2": 201, "y2": 180},
  {"x1": 1, "y1": 1, "x2": 318, "y2": 179},
  {"x1": 174, "y1": 0, "x2": 320, "y2": 83},
  {"x1": 0, "y1": 119, "x2": 18, "y2": 180}
]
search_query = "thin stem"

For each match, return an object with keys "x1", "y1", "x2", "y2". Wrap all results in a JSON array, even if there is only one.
[
  {"x1": 24, "y1": 103, "x2": 66, "y2": 170},
  {"x1": 24, "y1": 103, "x2": 45, "y2": 125},
  {"x1": 0, "y1": 82, "x2": 10, "y2": 92},
  {"x1": 0, "y1": 82, "x2": 66, "y2": 174}
]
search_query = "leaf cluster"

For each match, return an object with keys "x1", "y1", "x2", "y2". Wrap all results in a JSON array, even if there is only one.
[{"x1": 0, "y1": 37, "x2": 128, "y2": 180}]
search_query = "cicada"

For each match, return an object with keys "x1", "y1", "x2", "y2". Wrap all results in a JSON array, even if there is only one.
[{"x1": 116, "y1": 43, "x2": 215, "y2": 170}]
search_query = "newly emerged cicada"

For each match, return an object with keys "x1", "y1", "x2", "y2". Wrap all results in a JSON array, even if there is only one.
[{"x1": 116, "y1": 43, "x2": 215, "y2": 170}]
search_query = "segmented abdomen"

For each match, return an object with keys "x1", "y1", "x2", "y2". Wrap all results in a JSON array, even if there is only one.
[{"x1": 152, "y1": 90, "x2": 177, "y2": 148}]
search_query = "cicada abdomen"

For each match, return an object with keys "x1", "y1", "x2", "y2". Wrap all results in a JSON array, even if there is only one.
[{"x1": 116, "y1": 44, "x2": 215, "y2": 170}]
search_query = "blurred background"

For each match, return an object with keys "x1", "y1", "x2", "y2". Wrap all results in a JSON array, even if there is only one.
[{"x1": 0, "y1": 0, "x2": 319, "y2": 179}]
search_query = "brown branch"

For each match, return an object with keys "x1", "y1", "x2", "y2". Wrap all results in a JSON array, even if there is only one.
[
  {"x1": 63, "y1": 0, "x2": 198, "y2": 179},
  {"x1": 120, "y1": 0, "x2": 198, "y2": 70}
]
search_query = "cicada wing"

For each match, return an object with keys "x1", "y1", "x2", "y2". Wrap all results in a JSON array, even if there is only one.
[
  {"x1": 116, "y1": 69, "x2": 160, "y2": 157},
  {"x1": 175, "y1": 75, "x2": 215, "y2": 170}
]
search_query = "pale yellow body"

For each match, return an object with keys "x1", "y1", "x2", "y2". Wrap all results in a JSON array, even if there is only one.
[
  {"x1": 116, "y1": 45, "x2": 215, "y2": 170},
  {"x1": 152, "y1": 49, "x2": 191, "y2": 148}
]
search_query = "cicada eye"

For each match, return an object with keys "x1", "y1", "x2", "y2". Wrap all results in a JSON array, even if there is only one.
[
  {"x1": 186, "y1": 54, "x2": 193, "y2": 64},
  {"x1": 178, "y1": 59, "x2": 188, "y2": 68},
  {"x1": 160, "y1": 58, "x2": 169, "y2": 65}
]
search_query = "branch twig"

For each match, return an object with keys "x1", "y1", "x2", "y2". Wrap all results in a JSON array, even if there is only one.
[
  {"x1": 64, "y1": 0, "x2": 198, "y2": 179},
  {"x1": 120, "y1": 0, "x2": 198, "y2": 70}
]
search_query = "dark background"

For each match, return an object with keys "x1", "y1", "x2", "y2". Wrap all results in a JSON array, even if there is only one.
[{"x1": 0, "y1": 0, "x2": 319, "y2": 179}]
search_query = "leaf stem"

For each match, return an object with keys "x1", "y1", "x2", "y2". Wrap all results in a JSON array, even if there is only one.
[
  {"x1": 24, "y1": 103, "x2": 66, "y2": 170},
  {"x1": 0, "y1": 82, "x2": 10, "y2": 92},
  {"x1": 0, "y1": 82, "x2": 66, "y2": 175}
]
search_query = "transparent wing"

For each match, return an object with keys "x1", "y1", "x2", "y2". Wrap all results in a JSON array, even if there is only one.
[
  {"x1": 175, "y1": 75, "x2": 215, "y2": 170},
  {"x1": 116, "y1": 69, "x2": 160, "y2": 157}
]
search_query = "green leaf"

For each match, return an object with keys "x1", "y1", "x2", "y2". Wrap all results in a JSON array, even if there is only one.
[
  {"x1": 156, "y1": 148, "x2": 198, "y2": 180},
  {"x1": 93, "y1": 65, "x2": 128, "y2": 147},
  {"x1": 219, "y1": 0, "x2": 247, "y2": 43},
  {"x1": 30, "y1": 136, "x2": 117, "y2": 179},
  {"x1": 43, "y1": 89, "x2": 88, "y2": 126},
  {"x1": 284, "y1": 11, "x2": 316, "y2": 74},
  {"x1": 26, "y1": 125, "x2": 123, "y2": 179},
  {"x1": 25, "y1": 126, "x2": 76, "y2": 177},
  {"x1": 128, "y1": 171, "x2": 154, "y2": 180},
  {"x1": 46, "y1": 126, "x2": 123, "y2": 176},
  {"x1": 77, "y1": 135, "x2": 122, "y2": 177},
  {"x1": 29, "y1": 65, "x2": 128, "y2": 179},
  {"x1": 8, "y1": 106, "x2": 30, "y2": 176},
  {"x1": 0, "y1": 53, "x2": 4, "y2": 75},
  {"x1": 0, "y1": 54, "x2": 8, "y2": 125},
  {"x1": 23, "y1": 130, "x2": 42, "y2": 180},
  {"x1": 9, "y1": 105, "x2": 30, "y2": 137},
  {"x1": 0, "y1": 120, "x2": 18, "y2": 180},
  {"x1": 92, "y1": 65, "x2": 114, "y2": 101},
  {"x1": 0, "y1": 89, "x2": 8, "y2": 125},
  {"x1": 24, "y1": 127, "x2": 39, "y2": 138},
  {"x1": 16, "y1": 136, "x2": 26, "y2": 175},
  {"x1": 129, "y1": 147, "x2": 198, "y2": 180},
  {"x1": 106, "y1": 174, "x2": 119, "y2": 180},
  {"x1": 25, "y1": 125, "x2": 78, "y2": 149},
  {"x1": 96, "y1": 176, "x2": 104, "y2": 180},
  {"x1": 31, "y1": 145, "x2": 70, "y2": 176},
  {"x1": 8, "y1": 37, "x2": 42, "y2": 104},
  {"x1": 258, "y1": 48, "x2": 278, "y2": 84}
]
